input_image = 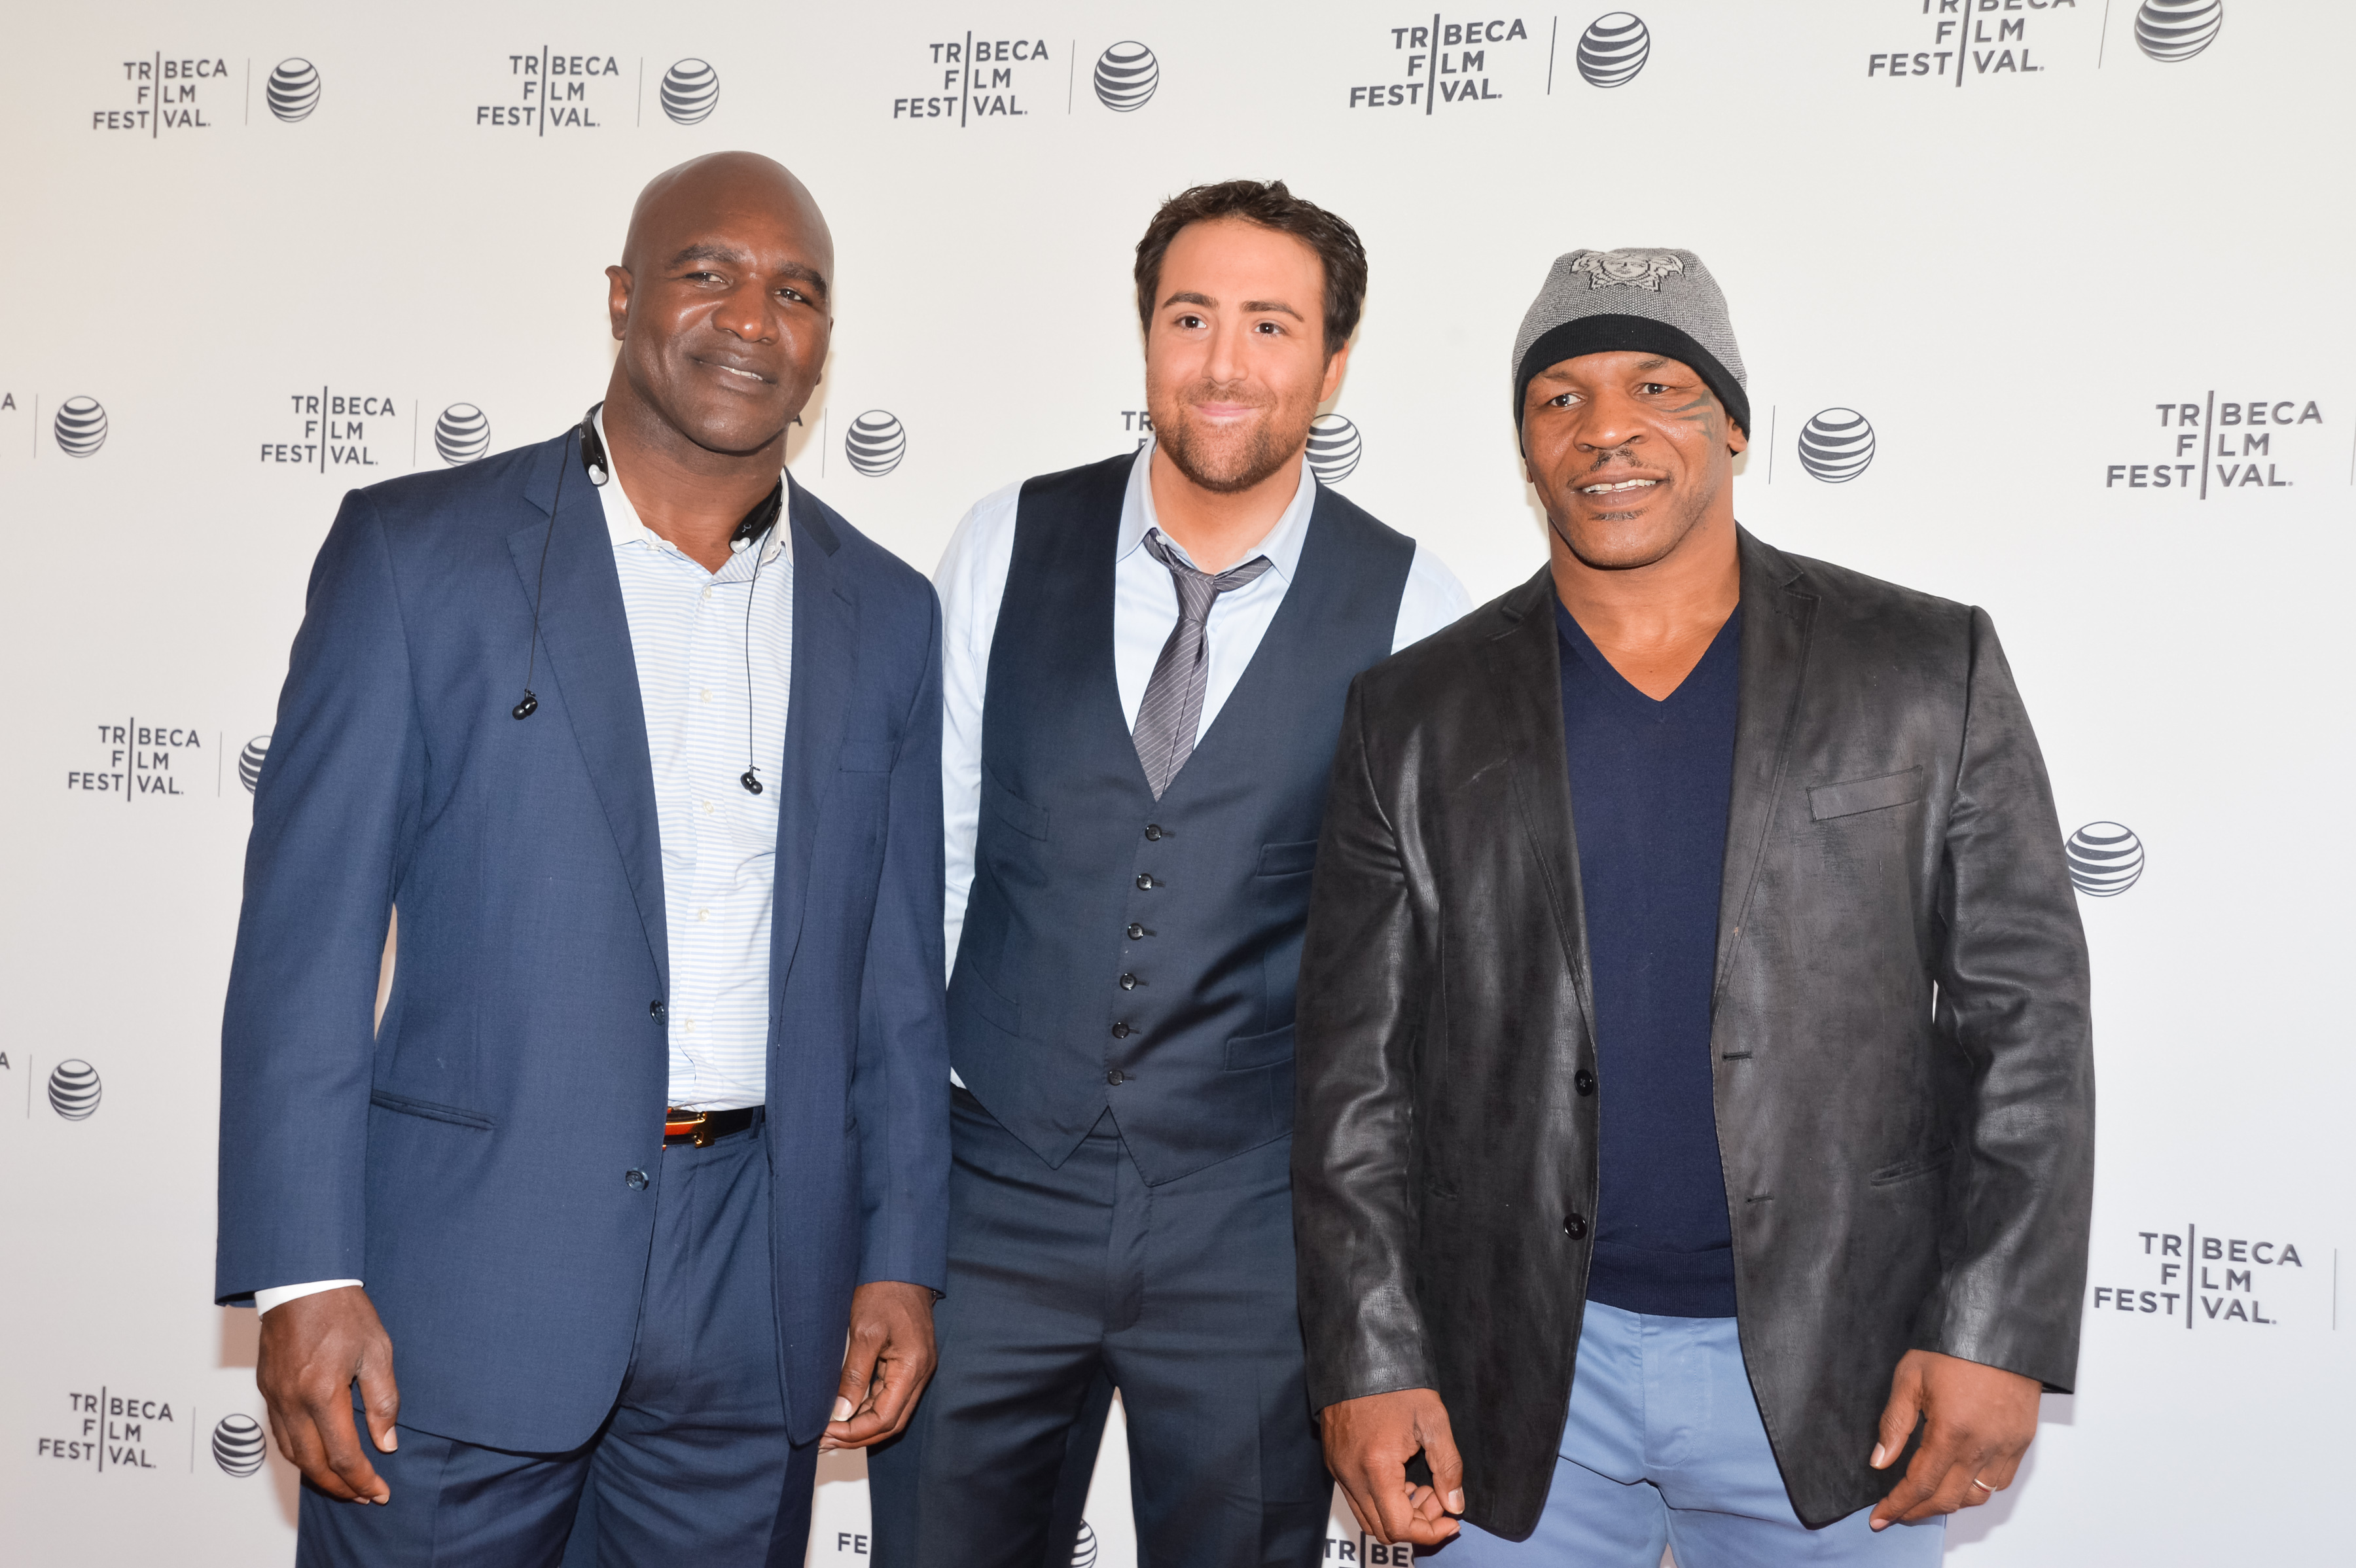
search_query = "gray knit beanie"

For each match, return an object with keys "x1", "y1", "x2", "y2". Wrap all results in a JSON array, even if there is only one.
[{"x1": 1511, "y1": 248, "x2": 1749, "y2": 435}]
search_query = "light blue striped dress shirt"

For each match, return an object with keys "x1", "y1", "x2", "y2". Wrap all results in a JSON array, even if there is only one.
[{"x1": 596, "y1": 412, "x2": 793, "y2": 1113}]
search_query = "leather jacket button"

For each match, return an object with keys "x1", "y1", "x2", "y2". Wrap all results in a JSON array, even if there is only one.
[
  {"x1": 1126, "y1": 923, "x2": 1146, "y2": 940},
  {"x1": 626, "y1": 1169, "x2": 649, "y2": 1191},
  {"x1": 1119, "y1": 973, "x2": 1138, "y2": 990},
  {"x1": 1144, "y1": 824, "x2": 1164, "y2": 842},
  {"x1": 1111, "y1": 1022, "x2": 1132, "y2": 1039},
  {"x1": 1107, "y1": 1070, "x2": 1126, "y2": 1086},
  {"x1": 1575, "y1": 1069, "x2": 1596, "y2": 1096},
  {"x1": 1135, "y1": 873, "x2": 1155, "y2": 891},
  {"x1": 1563, "y1": 1213, "x2": 1589, "y2": 1239}
]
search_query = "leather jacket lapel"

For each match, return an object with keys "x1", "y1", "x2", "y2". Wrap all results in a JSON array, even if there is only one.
[
  {"x1": 1713, "y1": 529, "x2": 1816, "y2": 1001},
  {"x1": 1480, "y1": 568, "x2": 1596, "y2": 1035},
  {"x1": 509, "y1": 434, "x2": 668, "y2": 991}
]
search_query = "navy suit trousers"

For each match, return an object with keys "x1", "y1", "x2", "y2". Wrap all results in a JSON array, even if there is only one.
[
  {"x1": 868, "y1": 1089, "x2": 1330, "y2": 1567},
  {"x1": 296, "y1": 1122, "x2": 814, "y2": 1567}
]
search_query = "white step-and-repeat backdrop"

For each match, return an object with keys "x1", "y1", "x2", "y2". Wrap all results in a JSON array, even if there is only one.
[{"x1": 1, "y1": 1, "x2": 2347, "y2": 1563}]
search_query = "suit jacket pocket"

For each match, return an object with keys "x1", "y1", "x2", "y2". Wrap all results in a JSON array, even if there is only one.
[
  {"x1": 1257, "y1": 838, "x2": 1319, "y2": 878},
  {"x1": 369, "y1": 1087, "x2": 494, "y2": 1131},
  {"x1": 1809, "y1": 765, "x2": 1924, "y2": 822},
  {"x1": 1225, "y1": 1023, "x2": 1296, "y2": 1071}
]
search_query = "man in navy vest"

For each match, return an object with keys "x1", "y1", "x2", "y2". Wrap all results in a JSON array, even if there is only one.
[{"x1": 867, "y1": 181, "x2": 1468, "y2": 1564}]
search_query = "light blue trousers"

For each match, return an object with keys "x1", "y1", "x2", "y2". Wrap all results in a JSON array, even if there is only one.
[{"x1": 1438, "y1": 1304, "x2": 1944, "y2": 1566}]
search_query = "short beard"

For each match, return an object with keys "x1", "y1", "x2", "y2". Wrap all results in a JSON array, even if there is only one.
[{"x1": 1154, "y1": 387, "x2": 1312, "y2": 495}]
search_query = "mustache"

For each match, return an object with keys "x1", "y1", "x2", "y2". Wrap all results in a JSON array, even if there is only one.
[
  {"x1": 1177, "y1": 379, "x2": 1275, "y2": 411},
  {"x1": 1583, "y1": 444, "x2": 1642, "y2": 474}
]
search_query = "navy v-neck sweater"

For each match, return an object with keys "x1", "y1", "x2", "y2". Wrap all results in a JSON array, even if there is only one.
[{"x1": 1556, "y1": 599, "x2": 1742, "y2": 1319}]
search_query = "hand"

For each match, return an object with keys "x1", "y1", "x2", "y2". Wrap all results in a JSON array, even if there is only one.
[
  {"x1": 256, "y1": 1286, "x2": 400, "y2": 1503},
  {"x1": 1320, "y1": 1387, "x2": 1464, "y2": 1547},
  {"x1": 821, "y1": 1281, "x2": 938, "y2": 1452},
  {"x1": 1868, "y1": 1349, "x2": 2040, "y2": 1529}
]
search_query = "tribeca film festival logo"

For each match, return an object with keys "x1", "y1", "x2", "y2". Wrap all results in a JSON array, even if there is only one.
[
  {"x1": 1866, "y1": 1, "x2": 2098, "y2": 84},
  {"x1": 37, "y1": 1391, "x2": 174, "y2": 1472},
  {"x1": 892, "y1": 35, "x2": 1154, "y2": 122},
  {"x1": 478, "y1": 53, "x2": 720, "y2": 132},
  {"x1": 90, "y1": 55, "x2": 324, "y2": 134},
  {"x1": 2093, "y1": 1224, "x2": 2323, "y2": 1330},
  {"x1": 2065, "y1": 821, "x2": 2145, "y2": 895},
  {"x1": 844, "y1": 412, "x2": 908, "y2": 476},
  {"x1": 1347, "y1": 16, "x2": 1548, "y2": 111},
  {"x1": 2104, "y1": 393, "x2": 2326, "y2": 497},
  {"x1": 67, "y1": 720, "x2": 209, "y2": 799}
]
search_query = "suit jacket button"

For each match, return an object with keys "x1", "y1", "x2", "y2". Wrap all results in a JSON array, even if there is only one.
[
  {"x1": 1126, "y1": 923, "x2": 1146, "y2": 940},
  {"x1": 1111, "y1": 1022, "x2": 1132, "y2": 1039},
  {"x1": 1107, "y1": 1070, "x2": 1126, "y2": 1086},
  {"x1": 649, "y1": 1000, "x2": 666, "y2": 1024},
  {"x1": 1563, "y1": 1213, "x2": 1588, "y2": 1239},
  {"x1": 1575, "y1": 1069, "x2": 1596, "y2": 1096},
  {"x1": 626, "y1": 1169, "x2": 649, "y2": 1191}
]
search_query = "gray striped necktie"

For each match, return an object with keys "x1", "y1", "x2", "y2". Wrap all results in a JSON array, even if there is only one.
[{"x1": 1132, "y1": 530, "x2": 1274, "y2": 799}]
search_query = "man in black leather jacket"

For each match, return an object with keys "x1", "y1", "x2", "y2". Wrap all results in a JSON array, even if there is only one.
[{"x1": 1292, "y1": 249, "x2": 2093, "y2": 1562}]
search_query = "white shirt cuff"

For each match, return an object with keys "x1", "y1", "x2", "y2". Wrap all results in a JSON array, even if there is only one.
[{"x1": 254, "y1": 1279, "x2": 364, "y2": 1315}]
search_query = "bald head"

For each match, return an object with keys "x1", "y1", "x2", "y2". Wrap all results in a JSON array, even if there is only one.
[{"x1": 603, "y1": 151, "x2": 834, "y2": 464}]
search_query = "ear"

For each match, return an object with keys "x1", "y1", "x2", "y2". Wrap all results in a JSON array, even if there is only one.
[
  {"x1": 1318, "y1": 338, "x2": 1352, "y2": 405},
  {"x1": 604, "y1": 265, "x2": 634, "y2": 343},
  {"x1": 1726, "y1": 419, "x2": 1749, "y2": 457}
]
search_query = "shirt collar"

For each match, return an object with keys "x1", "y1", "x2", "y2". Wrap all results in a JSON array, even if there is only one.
[
  {"x1": 591, "y1": 408, "x2": 791, "y2": 569},
  {"x1": 1116, "y1": 436, "x2": 1317, "y2": 584}
]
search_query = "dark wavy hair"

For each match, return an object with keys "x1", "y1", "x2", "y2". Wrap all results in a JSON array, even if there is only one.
[{"x1": 1133, "y1": 179, "x2": 1368, "y2": 356}]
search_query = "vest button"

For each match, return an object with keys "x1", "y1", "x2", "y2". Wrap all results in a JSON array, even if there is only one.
[
  {"x1": 1126, "y1": 923, "x2": 1146, "y2": 940},
  {"x1": 1107, "y1": 1070, "x2": 1126, "y2": 1086},
  {"x1": 626, "y1": 1169, "x2": 649, "y2": 1191},
  {"x1": 1119, "y1": 973, "x2": 1138, "y2": 990},
  {"x1": 1144, "y1": 824, "x2": 1164, "y2": 842},
  {"x1": 1111, "y1": 1022, "x2": 1132, "y2": 1039},
  {"x1": 1563, "y1": 1212, "x2": 1589, "y2": 1239},
  {"x1": 1575, "y1": 1069, "x2": 1596, "y2": 1096},
  {"x1": 1135, "y1": 873, "x2": 1155, "y2": 891}
]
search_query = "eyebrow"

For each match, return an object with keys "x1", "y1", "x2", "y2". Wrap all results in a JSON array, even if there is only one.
[
  {"x1": 1160, "y1": 290, "x2": 1305, "y2": 322},
  {"x1": 666, "y1": 243, "x2": 830, "y2": 302}
]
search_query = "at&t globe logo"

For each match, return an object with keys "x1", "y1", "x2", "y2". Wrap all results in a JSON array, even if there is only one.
[
  {"x1": 211, "y1": 1414, "x2": 268, "y2": 1477},
  {"x1": 48, "y1": 1060, "x2": 102, "y2": 1120},
  {"x1": 2066, "y1": 821, "x2": 2146, "y2": 897},
  {"x1": 1094, "y1": 43, "x2": 1160, "y2": 111},
  {"x1": 661, "y1": 59, "x2": 720, "y2": 124},
  {"x1": 266, "y1": 59, "x2": 321, "y2": 122},
  {"x1": 2135, "y1": 0, "x2": 2222, "y2": 62},
  {"x1": 1798, "y1": 408, "x2": 1876, "y2": 482},
  {"x1": 1306, "y1": 414, "x2": 1363, "y2": 485},
  {"x1": 1071, "y1": 1520, "x2": 1099, "y2": 1567},
  {"x1": 844, "y1": 411, "x2": 907, "y2": 476},
  {"x1": 54, "y1": 396, "x2": 109, "y2": 457},
  {"x1": 1577, "y1": 13, "x2": 1651, "y2": 87},
  {"x1": 434, "y1": 404, "x2": 491, "y2": 465},
  {"x1": 238, "y1": 735, "x2": 271, "y2": 794}
]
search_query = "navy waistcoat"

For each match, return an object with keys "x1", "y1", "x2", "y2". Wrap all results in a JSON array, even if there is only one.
[{"x1": 950, "y1": 453, "x2": 1416, "y2": 1185}]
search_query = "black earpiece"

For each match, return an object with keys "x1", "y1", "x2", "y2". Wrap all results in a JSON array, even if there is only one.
[{"x1": 513, "y1": 406, "x2": 607, "y2": 721}]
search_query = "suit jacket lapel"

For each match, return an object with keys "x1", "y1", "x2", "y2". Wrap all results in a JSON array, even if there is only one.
[
  {"x1": 1480, "y1": 568, "x2": 1596, "y2": 1035},
  {"x1": 1713, "y1": 529, "x2": 1816, "y2": 1000},
  {"x1": 510, "y1": 434, "x2": 668, "y2": 990},
  {"x1": 770, "y1": 478, "x2": 856, "y2": 998}
]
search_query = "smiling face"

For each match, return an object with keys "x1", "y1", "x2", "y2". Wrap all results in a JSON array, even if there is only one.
[
  {"x1": 605, "y1": 153, "x2": 834, "y2": 459},
  {"x1": 1144, "y1": 217, "x2": 1346, "y2": 495},
  {"x1": 1521, "y1": 349, "x2": 1747, "y2": 571}
]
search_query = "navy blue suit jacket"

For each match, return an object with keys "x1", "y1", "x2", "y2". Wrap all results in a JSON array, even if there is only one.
[{"x1": 216, "y1": 429, "x2": 949, "y2": 1452}]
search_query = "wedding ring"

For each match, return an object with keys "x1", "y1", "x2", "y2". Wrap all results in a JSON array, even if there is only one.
[{"x1": 1971, "y1": 1477, "x2": 1995, "y2": 1492}]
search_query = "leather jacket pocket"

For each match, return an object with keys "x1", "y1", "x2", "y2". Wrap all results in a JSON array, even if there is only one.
[
  {"x1": 1870, "y1": 1147, "x2": 1954, "y2": 1186},
  {"x1": 1810, "y1": 765, "x2": 1924, "y2": 821}
]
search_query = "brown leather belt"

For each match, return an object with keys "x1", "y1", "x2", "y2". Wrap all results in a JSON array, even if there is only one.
[{"x1": 662, "y1": 1105, "x2": 763, "y2": 1147}]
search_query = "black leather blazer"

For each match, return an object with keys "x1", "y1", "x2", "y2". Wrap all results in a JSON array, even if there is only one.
[{"x1": 1292, "y1": 531, "x2": 2094, "y2": 1535}]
